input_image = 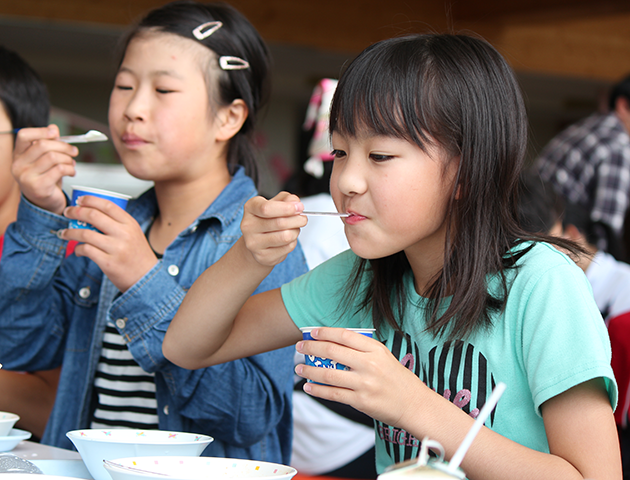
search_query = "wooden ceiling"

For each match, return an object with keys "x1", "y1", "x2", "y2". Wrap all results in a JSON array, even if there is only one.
[{"x1": 0, "y1": 0, "x2": 629, "y2": 81}]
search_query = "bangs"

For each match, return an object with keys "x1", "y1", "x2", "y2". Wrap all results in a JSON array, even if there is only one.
[{"x1": 330, "y1": 37, "x2": 441, "y2": 154}]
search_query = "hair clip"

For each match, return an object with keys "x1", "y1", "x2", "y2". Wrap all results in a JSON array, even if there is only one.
[
  {"x1": 219, "y1": 56, "x2": 250, "y2": 70},
  {"x1": 192, "y1": 21, "x2": 222, "y2": 40}
]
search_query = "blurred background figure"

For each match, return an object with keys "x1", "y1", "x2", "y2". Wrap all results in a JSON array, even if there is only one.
[
  {"x1": 518, "y1": 169, "x2": 630, "y2": 479},
  {"x1": 536, "y1": 74, "x2": 630, "y2": 256},
  {"x1": 285, "y1": 79, "x2": 376, "y2": 479},
  {"x1": 0, "y1": 44, "x2": 61, "y2": 441}
]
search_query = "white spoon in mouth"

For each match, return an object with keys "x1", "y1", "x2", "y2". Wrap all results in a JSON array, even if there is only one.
[{"x1": 301, "y1": 211, "x2": 350, "y2": 217}]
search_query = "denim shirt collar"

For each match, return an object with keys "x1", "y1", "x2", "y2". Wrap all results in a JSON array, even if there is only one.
[{"x1": 125, "y1": 166, "x2": 256, "y2": 235}]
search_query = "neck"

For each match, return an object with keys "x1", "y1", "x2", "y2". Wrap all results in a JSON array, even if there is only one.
[
  {"x1": 149, "y1": 163, "x2": 232, "y2": 253},
  {"x1": 0, "y1": 182, "x2": 21, "y2": 237}
]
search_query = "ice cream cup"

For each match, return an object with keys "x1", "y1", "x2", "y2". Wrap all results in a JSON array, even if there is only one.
[
  {"x1": 300, "y1": 327, "x2": 375, "y2": 381},
  {"x1": 69, "y1": 186, "x2": 131, "y2": 231}
]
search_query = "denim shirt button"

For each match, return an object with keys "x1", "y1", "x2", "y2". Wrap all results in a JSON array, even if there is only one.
[
  {"x1": 190, "y1": 225, "x2": 198, "y2": 233},
  {"x1": 115, "y1": 318, "x2": 127, "y2": 329},
  {"x1": 163, "y1": 405, "x2": 169, "y2": 415},
  {"x1": 167, "y1": 265, "x2": 179, "y2": 276},
  {"x1": 79, "y1": 287, "x2": 91, "y2": 299}
]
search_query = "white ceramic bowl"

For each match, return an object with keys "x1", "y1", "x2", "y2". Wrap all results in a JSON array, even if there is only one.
[
  {"x1": 66, "y1": 429, "x2": 213, "y2": 480},
  {"x1": 104, "y1": 456, "x2": 298, "y2": 480},
  {"x1": 0, "y1": 428, "x2": 33, "y2": 452},
  {"x1": 0, "y1": 412, "x2": 20, "y2": 437}
]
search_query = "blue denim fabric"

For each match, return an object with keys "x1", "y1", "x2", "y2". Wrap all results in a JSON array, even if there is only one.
[{"x1": 0, "y1": 167, "x2": 307, "y2": 464}]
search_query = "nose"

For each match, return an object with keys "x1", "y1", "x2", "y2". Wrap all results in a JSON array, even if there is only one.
[
  {"x1": 122, "y1": 86, "x2": 150, "y2": 122},
  {"x1": 332, "y1": 154, "x2": 367, "y2": 197}
]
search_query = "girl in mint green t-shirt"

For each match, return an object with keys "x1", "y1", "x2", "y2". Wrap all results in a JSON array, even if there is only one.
[{"x1": 165, "y1": 34, "x2": 621, "y2": 480}]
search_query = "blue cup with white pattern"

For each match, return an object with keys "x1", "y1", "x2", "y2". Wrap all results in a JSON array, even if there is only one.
[
  {"x1": 300, "y1": 327, "x2": 375, "y2": 382},
  {"x1": 69, "y1": 185, "x2": 131, "y2": 231}
]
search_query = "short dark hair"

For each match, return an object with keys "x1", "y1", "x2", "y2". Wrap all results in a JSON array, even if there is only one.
[
  {"x1": 117, "y1": 0, "x2": 270, "y2": 184},
  {"x1": 0, "y1": 46, "x2": 49, "y2": 130},
  {"x1": 609, "y1": 74, "x2": 630, "y2": 111}
]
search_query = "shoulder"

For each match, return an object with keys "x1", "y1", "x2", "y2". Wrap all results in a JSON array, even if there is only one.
[
  {"x1": 512, "y1": 241, "x2": 580, "y2": 275},
  {"x1": 504, "y1": 241, "x2": 593, "y2": 302}
]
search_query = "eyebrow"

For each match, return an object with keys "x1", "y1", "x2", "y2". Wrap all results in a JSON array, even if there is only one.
[{"x1": 118, "y1": 66, "x2": 185, "y2": 80}]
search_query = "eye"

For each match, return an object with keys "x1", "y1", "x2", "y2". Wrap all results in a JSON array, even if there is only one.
[
  {"x1": 331, "y1": 149, "x2": 346, "y2": 159},
  {"x1": 156, "y1": 88, "x2": 174, "y2": 94},
  {"x1": 370, "y1": 153, "x2": 394, "y2": 162},
  {"x1": 115, "y1": 85, "x2": 133, "y2": 91}
]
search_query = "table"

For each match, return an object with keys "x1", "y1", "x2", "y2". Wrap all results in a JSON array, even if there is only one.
[
  {"x1": 12, "y1": 440, "x2": 81, "y2": 460},
  {"x1": 11, "y1": 440, "x2": 91, "y2": 478}
]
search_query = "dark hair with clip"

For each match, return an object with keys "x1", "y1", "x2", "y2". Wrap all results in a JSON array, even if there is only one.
[
  {"x1": 331, "y1": 34, "x2": 581, "y2": 340},
  {"x1": 0, "y1": 46, "x2": 49, "y2": 132},
  {"x1": 118, "y1": 0, "x2": 270, "y2": 184}
]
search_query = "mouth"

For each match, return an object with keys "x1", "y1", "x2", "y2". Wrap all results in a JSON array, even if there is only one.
[
  {"x1": 120, "y1": 132, "x2": 148, "y2": 147},
  {"x1": 344, "y1": 210, "x2": 366, "y2": 224}
]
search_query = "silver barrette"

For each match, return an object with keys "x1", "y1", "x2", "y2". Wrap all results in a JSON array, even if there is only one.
[
  {"x1": 192, "y1": 21, "x2": 222, "y2": 40},
  {"x1": 219, "y1": 56, "x2": 250, "y2": 70}
]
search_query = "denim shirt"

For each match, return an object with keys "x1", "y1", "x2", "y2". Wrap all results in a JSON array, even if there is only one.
[{"x1": 0, "y1": 167, "x2": 307, "y2": 464}]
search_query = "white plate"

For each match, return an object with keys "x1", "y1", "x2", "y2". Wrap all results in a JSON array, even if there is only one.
[
  {"x1": 0, "y1": 428, "x2": 32, "y2": 452},
  {"x1": 104, "y1": 456, "x2": 297, "y2": 480}
]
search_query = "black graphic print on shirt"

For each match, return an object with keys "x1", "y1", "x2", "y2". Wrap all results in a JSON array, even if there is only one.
[{"x1": 377, "y1": 331, "x2": 497, "y2": 465}]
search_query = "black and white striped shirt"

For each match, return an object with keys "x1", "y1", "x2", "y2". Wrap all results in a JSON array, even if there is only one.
[{"x1": 90, "y1": 323, "x2": 159, "y2": 429}]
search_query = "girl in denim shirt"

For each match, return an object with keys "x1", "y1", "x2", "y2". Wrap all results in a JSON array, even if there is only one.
[{"x1": 0, "y1": 1, "x2": 306, "y2": 463}]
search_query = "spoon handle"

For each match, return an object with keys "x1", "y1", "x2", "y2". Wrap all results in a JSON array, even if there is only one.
[{"x1": 301, "y1": 211, "x2": 349, "y2": 217}]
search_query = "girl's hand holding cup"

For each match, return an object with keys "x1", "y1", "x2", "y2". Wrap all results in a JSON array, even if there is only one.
[
  {"x1": 296, "y1": 326, "x2": 423, "y2": 428},
  {"x1": 11, "y1": 125, "x2": 79, "y2": 215},
  {"x1": 240, "y1": 192, "x2": 307, "y2": 267},
  {"x1": 61, "y1": 194, "x2": 158, "y2": 293}
]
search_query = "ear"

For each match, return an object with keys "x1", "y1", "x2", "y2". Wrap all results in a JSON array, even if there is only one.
[
  {"x1": 563, "y1": 223, "x2": 582, "y2": 242},
  {"x1": 215, "y1": 99, "x2": 248, "y2": 142}
]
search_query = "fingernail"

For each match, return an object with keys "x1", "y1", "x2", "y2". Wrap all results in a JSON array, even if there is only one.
[
  {"x1": 295, "y1": 202, "x2": 304, "y2": 212},
  {"x1": 295, "y1": 364, "x2": 303, "y2": 375},
  {"x1": 296, "y1": 341, "x2": 304, "y2": 352}
]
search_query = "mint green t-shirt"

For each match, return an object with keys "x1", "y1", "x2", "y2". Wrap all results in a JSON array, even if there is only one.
[{"x1": 281, "y1": 242, "x2": 617, "y2": 473}]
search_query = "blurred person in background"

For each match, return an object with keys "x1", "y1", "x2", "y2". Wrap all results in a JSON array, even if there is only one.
[
  {"x1": 536, "y1": 74, "x2": 630, "y2": 255},
  {"x1": 518, "y1": 170, "x2": 630, "y2": 479},
  {"x1": 0, "y1": 45, "x2": 61, "y2": 441}
]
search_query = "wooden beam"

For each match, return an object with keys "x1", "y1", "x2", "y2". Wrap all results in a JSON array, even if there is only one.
[{"x1": 0, "y1": 0, "x2": 628, "y2": 81}]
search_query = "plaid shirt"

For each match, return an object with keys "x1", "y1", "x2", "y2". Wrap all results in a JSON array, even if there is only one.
[{"x1": 536, "y1": 112, "x2": 630, "y2": 247}]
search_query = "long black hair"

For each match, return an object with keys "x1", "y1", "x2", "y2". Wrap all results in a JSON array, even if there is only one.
[
  {"x1": 116, "y1": 1, "x2": 270, "y2": 184},
  {"x1": 331, "y1": 34, "x2": 579, "y2": 339}
]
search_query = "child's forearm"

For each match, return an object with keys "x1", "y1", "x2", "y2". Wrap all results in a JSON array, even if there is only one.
[
  {"x1": 398, "y1": 378, "x2": 620, "y2": 480},
  {"x1": 163, "y1": 237, "x2": 274, "y2": 369}
]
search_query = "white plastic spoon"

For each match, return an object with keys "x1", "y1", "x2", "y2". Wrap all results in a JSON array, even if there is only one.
[{"x1": 59, "y1": 130, "x2": 108, "y2": 144}]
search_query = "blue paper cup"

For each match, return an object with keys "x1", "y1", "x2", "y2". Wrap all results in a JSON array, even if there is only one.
[
  {"x1": 69, "y1": 186, "x2": 131, "y2": 231},
  {"x1": 300, "y1": 327, "x2": 375, "y2": 382}
]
